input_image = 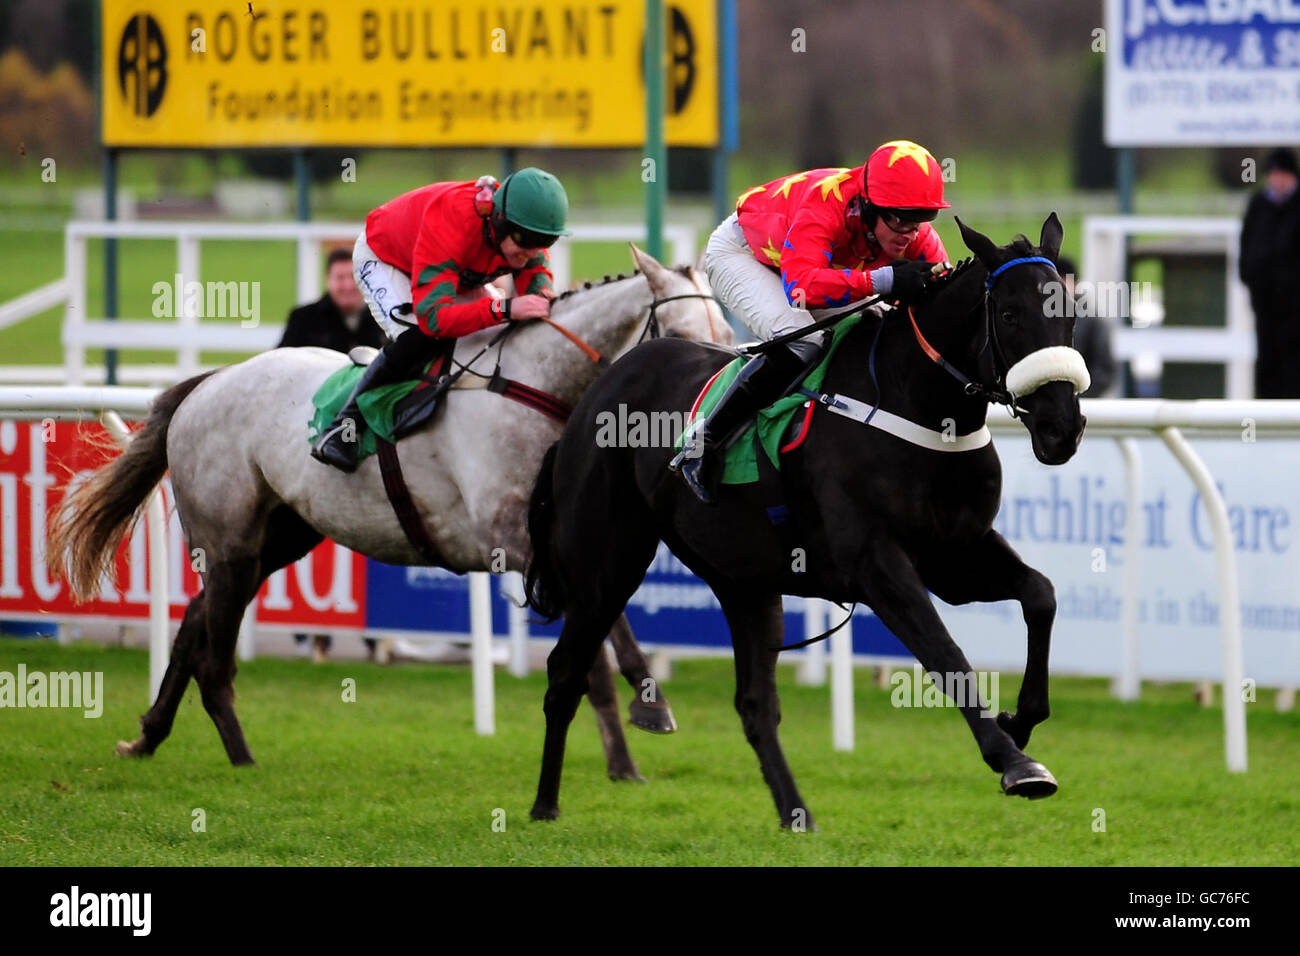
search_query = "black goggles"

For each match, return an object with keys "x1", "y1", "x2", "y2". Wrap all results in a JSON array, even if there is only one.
[
  {"x1": 877, "y1": 208, "x2": 939, "y2": 234},
  {"x1": 506, "y1": 224, "x2": 561, "y2": 250}
]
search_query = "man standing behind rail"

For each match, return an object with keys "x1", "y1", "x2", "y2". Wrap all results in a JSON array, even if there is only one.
[{"x1": 1240, "y1": 147, "x2": 1300, "y2": 399}]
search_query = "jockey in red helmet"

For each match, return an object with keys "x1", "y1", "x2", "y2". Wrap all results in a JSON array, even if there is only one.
[
  {"x1": 670, "y1": 140, "x2": 952, "y2": 504},
  {"x1": 312, "y1": 167, "x2": 570, "y2": 472}
]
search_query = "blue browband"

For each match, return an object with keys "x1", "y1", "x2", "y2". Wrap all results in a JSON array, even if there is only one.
[{"x1": 986, "y1": 256, "x2": 1058, "y2": 290}]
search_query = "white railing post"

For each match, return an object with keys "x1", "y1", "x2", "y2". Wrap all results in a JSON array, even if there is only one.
[
  {"x1": 830, "y1": 605, "x2": 854, "y2": 752},
  {"x1": 549, "y1": 242, "x2": 572, "y2": 290},
  {"x1": 797, "y1": 598, "x2": 827, "y2": 686},
  {"x1": 666, "y1": 225, "x2": 697, "y2": 267},
  {"x1": 237, "y1": 602, "x2": 256, "y2": 662},
  {"x1": 469, "y1": 571, "x2": 495, "y2": 734},
  {"x1": 1115, "y1": 437, "x2": 1142, "y2": 700},
  {"x1": 297, "y1": 235, "x2": 320, "y2": 306},
  {"x1": 504, "y1": 571, "x2": 530, "y2": 678},
  {"x1": 1157, "y1": 426, "x2": 1247, "y2": 772},
  {"x1": 176, "y1": 231, "x2": 200, "y2": 378},
  {"x1": 64, "y1": 227, "x2": 87, "y2": 385}
]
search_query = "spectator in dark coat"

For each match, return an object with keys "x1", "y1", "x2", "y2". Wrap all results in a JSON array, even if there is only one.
[
  {"x1": 279, "y1": 247, "x2": 386, "y2": 352},
  {"x1": 280, "y1": 247, "x2": 384, "y2": 662},
  {"x1": 1056, "y1": 256, "x2": 1116, "y2": 397},
  {"x1": 1240, "y1": 147, "x2": 1300, "y2": 398}
]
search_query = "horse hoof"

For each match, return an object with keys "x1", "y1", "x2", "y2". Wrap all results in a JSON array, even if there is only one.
[
  {"x1": 608, "y1": 767, "x2": 646, "y2": 783},
  {"x1": 629, "y1": 699, "x2": 678, "y2": 734},
  {"x1": 115, "y1": 738, "x2": 146, "y2": 758},
  {"x1": 1001, "y1": 759, "x2": 1058, "y2": 799},
  {"x1": 530, "y1": 804, "x2": 560, "y2": 821}
]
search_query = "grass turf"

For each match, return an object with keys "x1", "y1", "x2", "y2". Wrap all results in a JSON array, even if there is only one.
[{"x1": 1, "y1": 637, "x2": 1295, "y2": 866}]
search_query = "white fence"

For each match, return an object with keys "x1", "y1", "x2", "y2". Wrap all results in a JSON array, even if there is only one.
[
  {"x1": 1082, "y1": 216, "x2": 1253, "y2": 398},
  {"x1": 0, "y1": 220, "x2": 699, "y2": 386}
]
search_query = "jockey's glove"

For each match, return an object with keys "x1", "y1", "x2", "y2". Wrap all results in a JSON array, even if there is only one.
[{"x1": 885, "y1": 259, "x2": 933, "y2": 305}]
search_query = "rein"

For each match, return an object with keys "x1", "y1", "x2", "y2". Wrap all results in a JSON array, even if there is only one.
[
  {"x1": 537, "y1": 315, "x2": 604, "y2": 364},
  {"x1": 446, "y1": 287, "x2": 726, "y2": 421},
  {"x1": 738, "y1": 294, "x2": 886, "y2": 356},
  {"x1": 778, "y1": 603, "x2": 857, "y2": 651}
]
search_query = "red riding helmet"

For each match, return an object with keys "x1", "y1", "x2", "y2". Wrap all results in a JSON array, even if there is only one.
[{"x1": 863, "y1": 140, "x2": 951, "y2": 221}]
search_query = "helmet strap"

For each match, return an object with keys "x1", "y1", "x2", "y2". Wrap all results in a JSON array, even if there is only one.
[
  {"x1": 489, "y1": 172, "x2": 516, "y2": 249},
  {"x1": 858, "y1": 196, "x2": 879, "y2": 230}
]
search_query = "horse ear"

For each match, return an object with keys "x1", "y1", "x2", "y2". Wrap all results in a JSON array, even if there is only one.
[
  {"x1": 628, "y1": 242, "x2": 674, "y2": 293},
  {"x1": 1039, "y1": 211, "x2": 1063, "y2": 263},
  {"x1": 956, "y1": 216, "x2": 1000, "y2": 269}
]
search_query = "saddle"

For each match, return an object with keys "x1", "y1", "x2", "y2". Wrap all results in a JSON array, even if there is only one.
[
  {"x1": 677, "y1": 312, "x2": 866, "y2": 486},
  {"x1": 348, "y1": 341, "x2": 455, "y2": 441},
  {"x1": 311, "y1": 339, "x2": 576, "y2": 565}
]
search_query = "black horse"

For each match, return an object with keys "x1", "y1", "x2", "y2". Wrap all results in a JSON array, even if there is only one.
[{"x1": 525, "y1": 215, "x2": 1089, "y2": 828}]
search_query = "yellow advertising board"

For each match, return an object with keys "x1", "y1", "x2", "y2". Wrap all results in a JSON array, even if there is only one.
[{"x1": 101, "y1": 0, "x2": 718, "y2": 148}]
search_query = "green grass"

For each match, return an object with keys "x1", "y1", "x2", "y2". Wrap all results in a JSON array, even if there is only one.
[{"x1": 1, "y1": 638, "x2": 1295, "y2": 865}]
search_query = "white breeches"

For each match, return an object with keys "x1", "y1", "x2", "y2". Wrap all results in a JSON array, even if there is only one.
[
  {"x1": 703, "y1": 212, "x2": 883, "y2": 341},
  {"x1": 352, "y1": 231, "x2": 501, "y2": 341}
]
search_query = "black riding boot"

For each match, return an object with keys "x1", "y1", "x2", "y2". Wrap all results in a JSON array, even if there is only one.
[
  {"x1": 670, "y1": 335, "x2": 827, "y2": 505},
  {"x1": 311, "y1": 329, "x2": 435, "y2": 472}
]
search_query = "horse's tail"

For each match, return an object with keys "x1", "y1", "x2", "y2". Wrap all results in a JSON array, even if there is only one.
[
  {"x1": 524, "y1": 441, "x2": 567, "y2": 622},
  {"x1": 48, "y1": 371, "x2": 215, "y2": 600}
]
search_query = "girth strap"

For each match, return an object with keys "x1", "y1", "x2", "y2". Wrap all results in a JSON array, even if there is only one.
[
  {"x1": 375, "y1": 438, "x2": 440, "y2": 564},
  {"x1": 487, "y1": 372, "x2": 573, "y2": 423}
]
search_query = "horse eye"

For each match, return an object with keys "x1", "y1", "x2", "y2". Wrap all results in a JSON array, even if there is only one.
[{"x1": 1000, "y1": 310, "x2": 1016, "y2": 325}]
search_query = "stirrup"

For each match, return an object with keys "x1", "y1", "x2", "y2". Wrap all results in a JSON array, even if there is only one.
[
  {"x1": 668, "y1": 419, "x2": 705, "y2": 472},
  {"x1": 678, "y1": 453, "x2": 718, "y2": 505},
  {"x1": 311, "y1": 417, "x2": 363, "y2": 472}
]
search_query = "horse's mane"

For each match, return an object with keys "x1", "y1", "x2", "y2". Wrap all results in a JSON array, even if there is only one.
[
  {"x1": 924, "y1": 256, "x2": 979, "y2": 295},
  {"x1": 916, "y1": 233, "x2": 1040, "y2": 305},
  {"x1": 552, "y1": 265, "x2": 695, "y2": 305},
  {"x1": 924, "y1": 235, "x2": 1039, "y2": 289}
]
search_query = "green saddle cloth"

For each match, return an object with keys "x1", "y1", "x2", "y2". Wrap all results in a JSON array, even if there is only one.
[
  {"x1": 308, "y1": 362, "x2": 431, "y2": 463},
  {"x1": 677, "y1": 312, "x2": 866, "y2": 485}
]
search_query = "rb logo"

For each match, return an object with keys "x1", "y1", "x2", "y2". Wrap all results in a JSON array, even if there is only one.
[{"x1": 118, "y1": 14, "x2": 168, "y2": 118}]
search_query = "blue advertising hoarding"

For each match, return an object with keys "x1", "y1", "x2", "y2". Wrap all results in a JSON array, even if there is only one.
[{"x1": 363, "y1": 542, "x2": 909, "y2": 659}]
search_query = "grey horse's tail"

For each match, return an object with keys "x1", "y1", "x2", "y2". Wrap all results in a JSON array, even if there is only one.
[
  {"x1": 524, "y1": 442, "x2": 567, "y2": 622},
  {"x1": 48, "y1": 372, "x2": 215, "y2": 600}
]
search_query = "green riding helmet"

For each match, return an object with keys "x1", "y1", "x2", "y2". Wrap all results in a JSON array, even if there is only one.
[{"x1": 493, "y1": 167, "x2": 571, "y2": 249}]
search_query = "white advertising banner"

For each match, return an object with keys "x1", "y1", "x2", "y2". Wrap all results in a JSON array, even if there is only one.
[
  {"x1": 1105, "y1": 0, "x2": 1300, "y2": 145},
  {"x1": 938, "y1": 434, "x2": 1300, "y2": 686}
]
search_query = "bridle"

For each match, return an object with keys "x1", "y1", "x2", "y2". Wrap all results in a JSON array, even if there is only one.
[
  {"x1": 637, "y1": 270, "x2": 726, "y2": 345},
  {"x1": 907, "y1": 255, "x2": 1060, "y2": 419},
  {"x1": 640, "y1": 290, "x2": 725, "y2": 345}
]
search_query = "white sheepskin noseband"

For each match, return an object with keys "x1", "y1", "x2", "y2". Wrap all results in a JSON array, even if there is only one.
[{"x1": 1005, "y1": 346, "x2": 1090, "y2": 400}]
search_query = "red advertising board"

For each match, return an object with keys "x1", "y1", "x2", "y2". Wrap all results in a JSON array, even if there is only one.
[{"x1": 0, "y1": 419, "x2": 365, "y2": 629}]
